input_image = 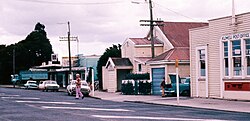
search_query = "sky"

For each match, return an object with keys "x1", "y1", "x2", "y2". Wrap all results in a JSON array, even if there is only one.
[{"x1": 1, "y1": 0, "x2": 250, "y2": 60}]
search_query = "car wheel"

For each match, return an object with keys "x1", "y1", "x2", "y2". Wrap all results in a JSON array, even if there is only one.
[{"x1": 181, "y1": 90, "x2": 190, "y2": 96}]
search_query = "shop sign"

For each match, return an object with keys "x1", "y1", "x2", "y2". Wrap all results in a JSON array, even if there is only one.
[
  {"x1": 225, "y1": 82, "x2": 250, "y2": 91},
  {"x1": 221, "y1": 32, "x2": 250, "y2": 40}
]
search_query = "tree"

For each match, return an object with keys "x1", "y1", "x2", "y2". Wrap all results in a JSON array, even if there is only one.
[
  {"x1": 96, "y1": 44, "x2": 121, "y2": 90},
  {"x1": 0, "y1": 22, "x2": 53, "y2": 84}
]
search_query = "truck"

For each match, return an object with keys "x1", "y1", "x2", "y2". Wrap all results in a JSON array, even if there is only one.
[
  {"x1": 11, "y1": 70, "x2": 48, "y2": 86},
  {"x1": 164, "y1": 74, "x2": 190, "y2": 96}
]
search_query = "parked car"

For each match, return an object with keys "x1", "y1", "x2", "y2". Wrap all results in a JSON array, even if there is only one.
[
  {"x1": 24, "y1": 81, "x2": 38, "y2": 89},
  {"x1": 164, "y1": 74, "x2": 190, "y2": 96},
  {"x1": 39, "y1": 80, "x2": 59, "y2": 92},
  {"x1": 67, "y1": 80, "x2": 90, "y2": 96}
]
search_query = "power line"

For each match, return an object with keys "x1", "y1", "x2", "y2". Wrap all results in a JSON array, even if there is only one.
[
  {"x1": 154, "y1": 2, "x2": 198, "y2": 21},
  {"x1": 13, "y1": 0, "x2": 125, "y2": 5}
]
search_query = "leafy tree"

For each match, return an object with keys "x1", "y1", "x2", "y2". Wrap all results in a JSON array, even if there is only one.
[
  {"x1": 96, "y1": 44, "x2": 121, "y2": 90},
  {"x1": 0, "y1": 22, "x2": 53, "y2": 84}
]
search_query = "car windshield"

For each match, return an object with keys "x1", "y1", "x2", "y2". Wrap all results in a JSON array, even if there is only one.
[
  {"x1": 46, "y1": 81, "x2": 56, "y2": 84},
  {"x1": 28, "y1": 82, "x2": 36, "y2": 84}
]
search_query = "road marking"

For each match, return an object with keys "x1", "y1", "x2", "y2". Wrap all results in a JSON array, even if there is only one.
[
  {"x1": 15, "y1": 101, "x2": 75, "y2": 104},
  {"x1": 92, "y1": 115, "x2": 227, "y2": 121},
  {"x1": 42, "y1": 106, "x2": 132, "y2": 112},
  {"x1": 0, "y1": 94, "x2": 20, "y2": 97},
  {"x1": 2, "y1": 97, "x2": 40, "y2": 100}
]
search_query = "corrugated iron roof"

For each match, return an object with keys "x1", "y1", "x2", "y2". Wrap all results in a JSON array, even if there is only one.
[
  {"x1": 134, "y1": 57, "x2": 152, "y2": 63},
  {"x1": 158, "y1": 22, "x2": 208, "y2": 47},
  {"x1": 129, "y1": 38, "x2": 163, "y2": 45},
  {"x1": 148, "y1": 47, "x2": 189, "y2": 62},
  {"x1": 111, "y1": 58, "x2": 132, "y2": 66}
]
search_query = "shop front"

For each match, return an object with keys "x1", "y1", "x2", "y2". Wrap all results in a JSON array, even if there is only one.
[{"x1": 190, "y1": 12, "x2": 250, "y2": 100}]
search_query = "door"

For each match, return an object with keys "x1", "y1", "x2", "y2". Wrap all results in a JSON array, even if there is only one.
[{"x1": 152, "y1": 68, "x2": 165, "y2": 95}]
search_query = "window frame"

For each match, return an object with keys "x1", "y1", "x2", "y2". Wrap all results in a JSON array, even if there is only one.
[{"x1": 221, "y1": 36, "x2": 250, "y2": 79}]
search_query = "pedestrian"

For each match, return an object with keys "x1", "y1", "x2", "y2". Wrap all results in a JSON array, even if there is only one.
[
  {"x1": 75, "y1": 74, "x2": 84, "y2": 99},
  {"x1": 160, "y1": 77, "x2": 166, "y2": 97}
]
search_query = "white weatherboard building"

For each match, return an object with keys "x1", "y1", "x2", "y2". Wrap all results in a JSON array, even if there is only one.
[{"x1": 190, "y1": 12, "x2": 250, "y2": 100}]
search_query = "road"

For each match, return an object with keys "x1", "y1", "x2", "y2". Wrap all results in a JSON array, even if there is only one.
[{"x1": 0, "y1": 87, "x2": 249, "y2": 121}]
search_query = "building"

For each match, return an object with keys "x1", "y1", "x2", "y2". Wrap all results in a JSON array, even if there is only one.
[
  {"x1": 61, "y1": 56, "x2": 78, "y2": 67},
  {"x1": 190, "y1": 12, "x2": 250, "y2": 100},
  {"x1": 103, "y1": 21, "x2": 208, "y2": 94},
  {"x1": 77, "y1": 54, "x2": 100, "y2": 80},
  {"x1": 147, "y1": 22, "x2": 208, "y2": 95}
]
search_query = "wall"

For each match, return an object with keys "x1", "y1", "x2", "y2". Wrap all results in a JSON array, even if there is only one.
[
  {"x1": 190, "y1": 12, "x2": 250, "y2": 100},
  {"x1": 134, "y1": 46, "x2": 163, "y2": 58},
  {"x1": 190, "y1": 26, "x2": 209, "y2": 97}
]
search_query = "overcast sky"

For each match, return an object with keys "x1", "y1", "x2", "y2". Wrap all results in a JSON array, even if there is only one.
[{"x1": 1, "y1": 0, "x2": 250, "y2": 59}]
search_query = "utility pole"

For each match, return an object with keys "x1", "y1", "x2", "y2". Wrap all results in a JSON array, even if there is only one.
[
  {"x1": 67, "y1": 21, "x2": 72, "y2": 82},
  {"x1": 139, "y1": 0, "x2": 163, "y2": 58},
  {"x1": 59, "y1": 21, "x2": 78, "y2": 86},
  {"x1": 149, "y1": 0, "x2": 154, "y2": 58},
  {"x1": 13, "y1": 47, "x2": 15, "y2": 75}
]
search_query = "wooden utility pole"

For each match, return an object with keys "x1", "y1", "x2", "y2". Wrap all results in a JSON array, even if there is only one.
[
  {"x1": 67, "y1": 21, "x2": 72, "y2": 80},
  {"x1": 140, "y1": 0, "x2": 163, "y2": 58},
  {"x1": 59, "y1": 21, "x2": 78, "y2": 85}
]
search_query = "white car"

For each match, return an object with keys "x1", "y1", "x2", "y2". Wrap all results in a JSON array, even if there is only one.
[
  {"x1": 24, "y1": 81, "x2": 38, "y2": 89},
  {"x1": 39, "y1": 80, "x2": 59, "y2": 92},
  {"x1": 67, "y1": 80, "x2": 90, "y2": 96}
]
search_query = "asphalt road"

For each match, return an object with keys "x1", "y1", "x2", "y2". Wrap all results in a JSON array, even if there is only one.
[{"x1": 0, "y1": 87, "x2": 249, "y2": 121}]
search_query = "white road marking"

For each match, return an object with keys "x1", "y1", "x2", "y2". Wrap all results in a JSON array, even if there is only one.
[
  {"x1": 15, "y1": 100, "x2": 75, "y2": 104},
  {"x1": 0, "y1": 94, "x2": 20, "y2": 97},
  {"x1": 92, "y1": 115, "x2": 227, "y2": 121},
  {"x1": 42, "y1": 106, "x2": 132, "y2": 112},
  {"x1": 2, "y1": 97, "x2": 40, "y2": 100}
]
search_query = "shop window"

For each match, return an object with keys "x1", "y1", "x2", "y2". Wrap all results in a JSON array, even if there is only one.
[
  {"x1": 224, "y1": 42, "x2": 229, "y2": 76},
  {"x1": 232, "y1": 40, "x2": 241, "y2": 76},
  {"x1": 245, "y1": 39, "x2": 250, "y2": 75},
  {"x1": 199, "y1": 49, "x2": 206, "y2": 76}
]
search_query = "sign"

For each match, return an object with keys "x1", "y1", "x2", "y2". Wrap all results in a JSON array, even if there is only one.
[
  {"x1": 225, "y1": 82, "x2": 250, "y2": 91},
  {"x1": 221, "y1": 32, "x2": 250, "y2": 40},
  {"x1": 175, "y1": 59, "x2": 179, "y2": 68},
  {"x1": 51, "y1": 54, "x2": 58, "y2": 62}
]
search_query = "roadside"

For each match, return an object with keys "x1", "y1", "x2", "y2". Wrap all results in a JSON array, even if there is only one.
[
  {"x1": 1, "y1": 85, "x2": 250, "y2": 113},
  {"x1": 92, "y1": 91, "x2": 250, "y2": 113}
]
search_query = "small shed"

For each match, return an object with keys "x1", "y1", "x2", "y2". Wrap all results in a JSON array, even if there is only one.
[{"x1": 102, "y1": 57, "x2": 133, "y2": 92}]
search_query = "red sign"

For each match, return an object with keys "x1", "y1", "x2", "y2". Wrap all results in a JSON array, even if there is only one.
[{"x1": 225, "y1": 82, "x2": 250, "y2": 91}]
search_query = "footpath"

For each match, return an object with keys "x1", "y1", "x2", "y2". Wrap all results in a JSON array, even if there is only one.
[
  {"x1": 1, "y1": 85, "x2": 250, "y2": 113},
  {"x1": 92, "y1": 91, "x2": 250, "y2": 113}
]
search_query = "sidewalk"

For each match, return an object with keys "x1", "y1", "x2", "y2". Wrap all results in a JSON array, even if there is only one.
[{"x1": 92, "y1": 91, "x2": 250, "y2": 113}]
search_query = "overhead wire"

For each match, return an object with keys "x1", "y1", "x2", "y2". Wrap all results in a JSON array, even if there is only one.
[
  {"x1": 12, "y1": 0, "x2": 125, "y2": 5},
  {"x1": 153, "y1": 2, "x2": 198, "y2": 21}
]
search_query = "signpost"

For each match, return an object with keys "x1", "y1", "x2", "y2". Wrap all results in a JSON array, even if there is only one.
[
  {"x1": 92, "y1": 68, "x2": 94, "y2": 96},
  {"x1": 175, "y1": 59, "x2": 180, "y2": 105}
]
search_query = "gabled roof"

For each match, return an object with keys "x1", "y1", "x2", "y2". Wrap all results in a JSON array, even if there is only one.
[
  {"x1": 148, "y1": 47, "x2": 189, "y2": 62},
  {"x1": 110, "y1": 58, "x2": 132, "y2": 66},
  {"x1": 129, "y1": 38, "x2": 163, "y2": 45},
  {"x1": 134, "y1": 57, "x2": 152, "y2": 64},
  {"x1": 158, "y1": 22, "x2": 208, "y2": 47}
]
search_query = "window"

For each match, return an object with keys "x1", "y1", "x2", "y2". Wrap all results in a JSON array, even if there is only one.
[
  {"x1": 245, "y1": 39, "x2": 250, "y2": 75},
  {"x1": 224, "y1": 42, "x2": 229, "y2": 76},
  {"x1": 138, "y1": 64, "x2": 142, "y2": 72},
  {"x1": 232, "y1": 40, "x2": 241, "y2": 76},
  {"x1": 199, "y1": 49, "x2": 206, "y2": 76}
]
